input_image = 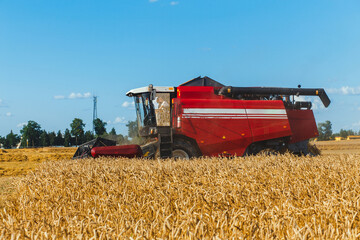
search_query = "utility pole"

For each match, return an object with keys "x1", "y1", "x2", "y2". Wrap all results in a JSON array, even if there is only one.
[{"x1": 93, "y1": 95, "x2": 97, "y2": 134}]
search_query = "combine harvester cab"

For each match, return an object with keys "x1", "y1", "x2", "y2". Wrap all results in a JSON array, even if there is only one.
[{"x1": 74, "y1": 76, "x2": 330, "y2": 159}]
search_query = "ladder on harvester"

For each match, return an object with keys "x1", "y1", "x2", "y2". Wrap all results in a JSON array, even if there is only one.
[{"x1": 157, "y1": 127, "x2": 173, "y2": 158}]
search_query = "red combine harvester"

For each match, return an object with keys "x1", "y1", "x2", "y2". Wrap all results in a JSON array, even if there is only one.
[{"x1": 73, "y1": 76, "x2": 330, "y2": 159}]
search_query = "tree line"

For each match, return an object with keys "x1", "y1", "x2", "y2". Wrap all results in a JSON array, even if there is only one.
[
  {"x1": 317, "y1": 120, "x2": 360, "y2": 141},
  {"x1": 2, "y1": 118, "x2": 356, "y2": 148},
  {"x1": 0, "y1": 118, "x2": 139, "y2": 149}
]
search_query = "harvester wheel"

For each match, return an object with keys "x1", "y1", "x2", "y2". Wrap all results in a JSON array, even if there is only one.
[
  {"x1": 172, "y1": 149, "x2": 190, "y2": 159},
  {"x1": 257, "y1": 148, "x2": 278, "y2": 156},
  {"x1": 287, "y1": 140, "x2": 320, "y2": 156},
  {"x1": 308, "y1": 142, "x2": 321, "y2": 156},
  {"x1": 172, "y1": 139, "x2": 199, "y2": 159}
]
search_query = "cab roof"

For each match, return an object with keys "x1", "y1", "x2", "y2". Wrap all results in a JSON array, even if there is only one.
[
  {"x1": 126, "y1": 86, "x2": 175, "y2": 96},
  {"x1": 126, "y1": 76, "x2": 224, "y2": 96},
  {"x1": 180, "y1": 76, "x2": 224, "y2": 87}
]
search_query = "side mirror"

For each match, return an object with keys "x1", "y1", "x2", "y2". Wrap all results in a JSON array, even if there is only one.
[{"x1": 149, "y1": 84, "x2": 156, "y2": 100}]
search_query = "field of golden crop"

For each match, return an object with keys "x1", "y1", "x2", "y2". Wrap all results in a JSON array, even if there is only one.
[
  {"x1": 0, "y1": 147, "x2": 76, "y2": 210},
  {"x1": 1, "y1": 142, "x2": 360, "y2": 238},
  {"x1": 315, "y1": 139, "x2": 360, "y2": 155},
  {"x1": 0, "y1": 147, "x2": 75, "y2": 177}
]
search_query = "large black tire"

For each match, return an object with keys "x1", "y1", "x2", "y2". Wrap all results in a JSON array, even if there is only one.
[
  {"x1": 172, "y1": 138, "x2": 200, "y2": 159},
  {"x1": 288, "y1": 140, "x2": 320, "y2": 156}
]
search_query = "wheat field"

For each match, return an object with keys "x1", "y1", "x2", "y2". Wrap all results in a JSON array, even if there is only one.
[
  {"x1": 0, "y1": 147, "x2": 75, "y2": 177},
  {"x1": 316, "y1": 139, "x2": 360, "y2": 155},
  {"x1": 1, "y1": 151, "x2": 360, "y2": 239}
]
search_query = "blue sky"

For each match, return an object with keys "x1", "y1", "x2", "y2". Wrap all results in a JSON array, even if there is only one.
[{"x1": 1, "y1": 0, "x2": 360, "y2": 136}]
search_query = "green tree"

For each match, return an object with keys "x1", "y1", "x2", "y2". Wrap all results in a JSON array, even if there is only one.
[
  {"x1": 126, "y1": 120, "x2": 143, "y2": 144},
  {"x1": 64, "y1": 128, "x2": 71, "y2": 147},
  {"x1": 117, "y1": 134, "x2": 127, "y2": 144},
  {"x1": 84, "y1": 130, "x2": 95, "y2": 142},
  {"x1": 317, "y1": 120, "x2": 333, "y2": 141},
  {"x1": 5, "y1": 130, "x2": 20, "y2": 148},
  {"x1": 55, "y1": 130, "x2": 64, "y2": 146},
  {"x1": 70, "y1": 118, "x2": 85, "y2": 145},
  {"x1": 126, "y1": 120, "x2": 138, "y2": 138},
  {"x1": 48, "y1": 131, "x2": 56, "y2": 146},
  {"x1": 338, "y1": 129, "x2": 357, "y2": 139},
  {"x1": 339, "y1": 129, "x2": 348, "y2": 139},
  {"x1": 109, "y1": 127, "x2": 117, "y2": 135},
  {"x1": 40, "y1": 130, "x2": 50, "y2": 147},
  {"x1": 2, "y1": 139, "x2": 10, "y2": 149},
  {"x1": 93, "y1": 118, "x2": 107, "y2": 136},
  {"x1": 20, "y1": 121, "x2": 42, "y2": 147}
]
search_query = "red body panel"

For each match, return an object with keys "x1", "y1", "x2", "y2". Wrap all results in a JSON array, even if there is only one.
[
  {"x1": 286, "y1": 109, "x2": 319, "y2": 143},
  {"x1": 177, "y1": 86, "x2": 223, "y2": 99},
  {"x1": 242, "y1": 101, "x2": 291, "y2": 143},
  {"x1": 176, "y1": 98, "x2": 253, "y2": 156},
  {"x1": 173, "y1": 86, "x2": 318, "y2": 156},
  {"x1": 91, "y1": 145, "x2": 142, "y2": 158}
]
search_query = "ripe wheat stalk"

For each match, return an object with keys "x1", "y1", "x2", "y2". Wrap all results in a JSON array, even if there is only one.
[{"x1": 1, "y1": 154, "x2": 360, "y2": 239}]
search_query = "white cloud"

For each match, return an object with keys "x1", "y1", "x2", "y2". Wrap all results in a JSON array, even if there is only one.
[
  {"x1": 114, "y1": 117, "x2": 127, "y2": 124},
  {"x1": 340, "y1": 86, "x2": 360, "y2": 95},
  {"x1": 108, "y1": 117, "x2": 127, "y2": 125},
  {"x1": 294, "y1": 95, "x2": 307, "y2": 101},
  {"x1": 294, "y1": 96, "x2": 325, "y2": 111},
  {"x1": 54, "y1": 92, "x2": 92, "y2": 100},
  {"x1": 84, "y1": 92, "x2": 92, "y2": 98},
  {"x1": 170, "y1": 1, "x2": 179, "y2": 5},
  {"x1": 312, "y1": 98, "x2": 325, "y2": 111},
  {"x1": 327, "y1": 86, "x2": 360, "y2": 95},
  {"x1": 149, "y1": 0, "x2": 158, "y2": 2},
  {"x1": 352, "y1": 121, "x2": 360, "y2": 128},
  {"x1": 6, "y1": 112, "x2": 12, "y2": 117},
  {"x1": 17, "y1": 122, "x2": 27, "y2": 128},
  {"x1": 122, "y1": 101, "x2": 135, "y2": 108},
  {"x1": 54, "y1": 95, "x2": 65, "y2": 100},
  {"x1": 69, "y1": 92, "x2": 92, "y2": 99}
]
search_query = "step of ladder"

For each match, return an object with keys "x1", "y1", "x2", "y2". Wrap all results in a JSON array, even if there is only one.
[{"x1": 157, "y1": 127, "x2": 173, "y2": 158}]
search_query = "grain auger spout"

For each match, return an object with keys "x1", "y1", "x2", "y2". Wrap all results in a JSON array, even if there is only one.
[{"x1": 218, "y1": 86, "x2": 331, "y2": 108}]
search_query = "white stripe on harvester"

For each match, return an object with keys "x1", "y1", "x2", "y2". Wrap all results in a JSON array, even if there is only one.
[
  {"x1": 183, "y1": 108, "x2": 246, "y2": 114},
  {"x1": 246, "y1": 109, "x2": 287, "y2": 115},
  {"x1": 183, "y1": 115, "x2": 248, "y2": 119},
  {"x1": 182, "y1": 108, "x2": 287, "y2": 119}
]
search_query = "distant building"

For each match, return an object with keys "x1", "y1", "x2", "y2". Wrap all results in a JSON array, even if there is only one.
[
  {"x1": 335, "y1": 137, "x2": 344, "y2": 141},
  {"x1": 347, "y1": 135, "x2": 360, "y2": 140}
]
